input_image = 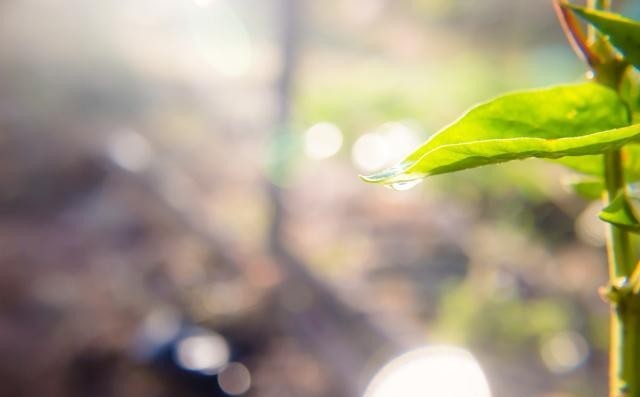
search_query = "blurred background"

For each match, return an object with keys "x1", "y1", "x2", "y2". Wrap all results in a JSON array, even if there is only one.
[{"x1": 2, "y1": 0, "x2": 637, "y2": 396}]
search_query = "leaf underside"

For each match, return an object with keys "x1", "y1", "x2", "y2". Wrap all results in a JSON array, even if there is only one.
[
  {"x1": 562, "y1": 3, "x2": 640, "y2": 69},
  {"x1": 599, "y1": 192, "x2": 640, "y2": 232},
  {"x1": 362, "y1": 83, "x2": 635, "y2": 185}
]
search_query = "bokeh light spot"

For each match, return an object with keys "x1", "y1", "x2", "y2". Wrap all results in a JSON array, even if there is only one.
[
  {"x1": 303, "y1": 122, "x2": 343, "y2": 159},
  {"x1": 365, "y1": 346, "x2": 491, "y2": 397},
  {"x1": 377, "y1": 122, "x2": 420, "y2": 163},
  {"x1": 175, "y1": 332, "x2": 230, "y2": 374},
  {"x1": 352, "y1": 122, "x2": 420, "y2": 172},
  {"x1": 352, "y1": 132, "x2": 390, "y2": 172},
  {"x1": 539, "y1": 331, "x2": 589, "y2": 373},
  {"x1": 218, "y1": 362, "x2": 252, "y2": 395}
]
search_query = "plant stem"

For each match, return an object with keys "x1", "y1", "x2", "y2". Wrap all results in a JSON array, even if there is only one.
[
  {"x1": 603, "y1": 149, "x2": 640, "y2": 397},
  {"x1": 590, "y1": 0, "x2": 640, "y2": 393},
  {"x1": 604, "y1": 151, "x2": 632, "y2": 279},
  {"x1": 618, "y1": 303, "x2": 640, "y2": 397}
]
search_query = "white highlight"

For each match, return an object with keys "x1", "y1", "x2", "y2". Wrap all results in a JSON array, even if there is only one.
[
  {"x1": 365, "y1": 346, "x2": 491, "y2": 397},
  {"x1": 377, "y1": 122, "x2": 421, "y2": 162},
  {"x1": 175, "y1": 332, "x2": 230, "y2": 374},
  {"x1": 352, "y1": 132, "x2": 390, "y2": 172},
  {"x1": 304, "y1": 122, "x2": 343, "y2": 159},
  {"x1": 352, "y1": 122, "x2": 420, "y2": 172}
]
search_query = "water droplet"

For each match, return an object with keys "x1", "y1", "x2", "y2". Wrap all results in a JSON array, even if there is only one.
[{"x1": 385, "y1": 179, "x2": 422, "y2": 191}]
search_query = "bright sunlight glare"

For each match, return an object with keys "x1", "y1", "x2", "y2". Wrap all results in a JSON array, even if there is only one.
[
  {"x1": 365, "y1": 346, "x2": 491, "y2": 397},
  {"x1": 303, "y1": 122, "x2": 344, "y2": 159}
]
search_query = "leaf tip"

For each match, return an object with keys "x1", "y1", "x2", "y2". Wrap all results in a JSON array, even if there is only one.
[
  {"x1": 359, "y1": 162, "x2": 417, "y2": 184},
  {"x1": 358, "y1": 173, "x2": 377, "y2": 183}
]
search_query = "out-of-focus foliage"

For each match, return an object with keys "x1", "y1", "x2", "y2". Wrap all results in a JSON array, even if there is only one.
[{"x1": 437, "y1": 282, "x2": 571, "y2": 347}]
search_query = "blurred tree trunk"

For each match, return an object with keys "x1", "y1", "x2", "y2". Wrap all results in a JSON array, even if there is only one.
[{"x1": 265, "y1": 1, "x2": 401, "y2": 396}]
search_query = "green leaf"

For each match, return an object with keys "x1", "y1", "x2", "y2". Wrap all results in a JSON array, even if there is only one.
[
  {"x1": 561, "y1": 3, "x2": 640, "y2": 68},
  {"x1": 558, "y1": 67, "x2": 640, "y2": 182},
  {"x1": 554, "y1": 145, "x2": 640, "y2": 181},
  {"x1": 599, "y1": 192, "x2": 640, "y2": 232},
  {"x1": 565, "y1": 177, "x2": 604, "y2": 200},
  {"x1": 362, "y1": 83, "x2": 633, "y2": 185}
]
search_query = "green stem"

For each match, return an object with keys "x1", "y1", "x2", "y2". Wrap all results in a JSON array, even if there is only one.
[
  {"x1": 610, "y1": 289, "x2": 640, "y2": 397},
  {"x1": 589, "y1": 2, "x2": 640, "y2": 395},
  {"x1": 619, "y1": 302, "x2": 640, "y2": 397},
  {"x1": 603, "y1": 150, "x2": 640, "y2": 397},
  {"x1": 604, "y1": 150, "x2": 632, "y2": 279}
]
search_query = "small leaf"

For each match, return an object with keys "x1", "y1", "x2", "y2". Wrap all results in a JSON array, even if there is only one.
[
  {"x1": 561, "y1": 3, "x2": 640, "y2": 68},
  {"x1": 362, "y1": 83, "x2": 633, "y2": 185},
  {"x1": 565, "y1": 177, "x2": 604, "y2": 200},
  {"x1": 599, "y1": 192, "x2": 640, "y2": 232}
]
